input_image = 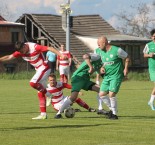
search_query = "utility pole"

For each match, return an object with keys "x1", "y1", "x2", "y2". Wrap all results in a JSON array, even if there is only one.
[
  {"x1": 60, "y1": 0, "x2": 72, "y2": 51},
  {"x1": 60, "y1": 0, "x2": 72, "y2": 79}
]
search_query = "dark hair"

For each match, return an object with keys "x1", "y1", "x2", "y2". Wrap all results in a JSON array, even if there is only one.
[
  {"x1": 48, "y1": 73, "x2": 56, "y2": 79},
  {"x1": 150, "y1": 29, "x2": 155, "y2": 36},
  {"x1": 15, "y1": 41, "x2": 25, "y2": 51}
]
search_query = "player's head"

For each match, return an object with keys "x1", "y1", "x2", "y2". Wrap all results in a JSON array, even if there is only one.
[
  {"x1": 97, "y1": 36, "x2": 108, "y2": 50},
  {"x1": 150, "y1": 29, "x2": 155, "y2": 41},
  {"x1": 48, "y1": 73, "x2": 57, "y2": 87},
  {"x1": 60, "y1": 43, "x2": 66, "y2": 51},
  {"x1": 15, "y1": 41, "x2": 29, "y2": 54}
]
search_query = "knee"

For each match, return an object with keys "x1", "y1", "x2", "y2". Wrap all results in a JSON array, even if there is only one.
[{"x1": 30, "y1": 82, "x2": 36, "y2": 88}]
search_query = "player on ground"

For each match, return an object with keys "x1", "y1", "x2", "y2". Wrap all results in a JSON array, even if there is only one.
[{"x1": 46, "y1": 73, "x2": 96, "y2": 112}]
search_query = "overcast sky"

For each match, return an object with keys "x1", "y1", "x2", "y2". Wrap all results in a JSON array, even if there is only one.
[{"x1": 1, "y1": 0, "x2": 155, "y2": 28}]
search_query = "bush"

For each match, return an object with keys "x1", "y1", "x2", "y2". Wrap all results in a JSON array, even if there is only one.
[{"x1": 0, "y1": 70, "x2": 150, "y2": 81}]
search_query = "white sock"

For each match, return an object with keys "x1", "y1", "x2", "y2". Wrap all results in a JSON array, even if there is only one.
[
  {"x1": 149, "y1": 95, "x2": 155, "y2": 104},
  {"x1": 57, "y1": 98, "x2": 73, "y2": 115},
  {"x1": 101, "y1": 96, "x2": 111, "y2": 110},
  {"x1": 97, "y1": 95, "x2": 103, "y2": 110},
  {"x1": 110, "y1": 97, "x2": 117, "y2": 115},
  {"x1": 41, "y1": 112, "x2": 46, "y2": 116},
  {"x1": 96, "y1": 81, "x2": 100, "y2": 85}
]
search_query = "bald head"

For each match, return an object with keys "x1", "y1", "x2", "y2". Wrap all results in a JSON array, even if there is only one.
[{"x1": 97, "y1": 36, "x2": 109, "y2": 50}]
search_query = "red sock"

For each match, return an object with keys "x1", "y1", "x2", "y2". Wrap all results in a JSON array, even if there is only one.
[
  {"x1": 64, "y1": 75, "x2": 68, "y2": 83},
  {"x1": 38, "y1": 92, "x2": 46, "y2": 112},
  {"x1": 60, "y1": 74, "x2": 64, "y2": 83},
  {"x1": 75, "y1": 98, "x2": 89, "y2": 110}
]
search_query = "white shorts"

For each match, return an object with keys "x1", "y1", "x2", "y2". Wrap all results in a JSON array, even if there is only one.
[
  {"x1": 52, "y1": 96, "x2": 69, "y2": 111},
  {"x1": 30, "y1": 65, "x2": 51, "y2": 88},
  {"x1": 59, "y1": 65, "x2": 70, "y2": 76}
]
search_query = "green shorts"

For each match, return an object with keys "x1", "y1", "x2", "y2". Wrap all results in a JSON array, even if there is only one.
[
  {"x1": 71, "y1": 76, "x2": 95, "y2": 92},
  {"x1": 149, "y1": 70, "x2": 155, "y2": 81},
  {"x1": 100, "y1": 79, "x2": 122, "y2": 93}
]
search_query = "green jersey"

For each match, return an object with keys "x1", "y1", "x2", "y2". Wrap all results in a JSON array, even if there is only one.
[
  {"x1": 94, "y1": 47, "x2": 102, "y2": 55},
  {"x1": 100, "y1": 45, "x2": 127, "y2": 80},
  {"x1": 143, "y1": 41, "x2": 155, "y2": 71},
  {"x1": 143, "y1": 41, "x2": 155, "y2": 81},
  {"x1": 72, "y1": 53, "x2": 103, "y2": 79}
]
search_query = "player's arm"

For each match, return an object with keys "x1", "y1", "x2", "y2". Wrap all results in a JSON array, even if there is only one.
[
  {"x1": 143, "y1": 45, "x2": 154, "y2": 58},
  {"x1": 118, "y1": 48, "x2": 130, "y2": 77},
  {"x1": 56, "y1": 56, "x2": 59, "y2": 70},
  {"x1": 83, "y1": 53, "x2": 94, "y2": 73},
  {"x1": 83, "y1": 53, "x2": 101, "y2": 73},
  {"x1": 63, "y1": 83, "x2": 72, "y2": 89},
  {"x1": 36, "y1": 44, "x2": 67, "y2": 60},
  {"x1": 0, "y1": 54, "x2": 16, "y2": 62},
  {"x1": 124, "y1": 57, "x2": 130, "y2": 77},
  {"x1": 47, "y1": 47, "x2": 67, "y2": 60}
]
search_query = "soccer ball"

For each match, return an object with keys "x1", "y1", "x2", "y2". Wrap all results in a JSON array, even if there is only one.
[{"x1": 64, "y1": 107, "x2": 75, "y2": 118}]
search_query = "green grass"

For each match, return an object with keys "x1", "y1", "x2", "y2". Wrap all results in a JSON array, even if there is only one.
[{"x1": 0, "y1": 80, "x2": 155, "y2": 145}]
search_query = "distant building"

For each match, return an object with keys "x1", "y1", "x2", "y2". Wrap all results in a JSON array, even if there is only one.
[
  {"x1": 0, "y1": 15, "x2": 25, "y2": 73},
  {"x1": 0, "y1": 14, "x2": 142, "y2": 70}
]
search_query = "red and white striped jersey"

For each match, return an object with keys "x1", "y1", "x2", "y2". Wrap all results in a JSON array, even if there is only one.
[
  {"x1": 46, "y1": 81, "x2": 71, "y2": 103},
  {"x1": 57, "y1": 51, "x2": 71, "y2": 66},
  {"x1": 13, "y1": 42, "x2": 49, "y2": 69}
]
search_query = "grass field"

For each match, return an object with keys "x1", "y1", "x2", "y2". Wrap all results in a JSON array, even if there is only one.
[{"x1": 0, "y1": 80, "x2": 155, "y2": 145}]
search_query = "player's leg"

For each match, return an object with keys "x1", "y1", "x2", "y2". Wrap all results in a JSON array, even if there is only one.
[
  {"x1": 55, "y1": 92, "x2": 79, "y2": 119},
  {"x1": 59, "y1": 65, "x2": 65, "y2": 83},
  {"x1": 32, "y1": 92, "x2": 47, "y2": 120},
  {"x1": 30, "y1": 66, "x2": 51, "y2": 119},
  {"x1": 64, "y1": 66, "x2": 70, "y2": 83},
  {"x1": 55, "y1": 76, "x2": 83, "y2": 119},
  {"x1": 75, "y1": 97, "x2": 96, "y2": 112},
  {"x1": 148, "y1": 83, "x2": 155, "y2": 110},
  {"x1": 106, "y1": 80, "x2": 122, "y2": 120},
  {"x1": 148, "y1": 73, "x2": 155, "y2": 110}
]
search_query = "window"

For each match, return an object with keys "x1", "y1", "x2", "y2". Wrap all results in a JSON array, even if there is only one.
[{"x1": 12, "y1": 32, "x2": 19, "y2": 43}]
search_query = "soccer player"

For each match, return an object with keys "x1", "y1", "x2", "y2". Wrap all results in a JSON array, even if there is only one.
[
  {"x1": 56, "y1": 43, "x2": 72, "y2": 83},
  {"x1": 143, "y1": 29, "x2": 155, "y2": 110},
  {"x1": 55, "y1": 53, "x2": 111, "y2": 119},
  {"x1": 46, "y1": 73, "x2": 96, "y2": 112},
  {"x1": 0, "y1": 41, "x2": 66, "y2": 119},
  {"x1": 98, "y1": 36, "x2": 130, "y2": 119}
]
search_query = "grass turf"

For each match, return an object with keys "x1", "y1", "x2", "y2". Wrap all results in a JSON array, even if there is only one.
[{"x1": 0, "y1": 80, "x2": 155, "y2": 145}]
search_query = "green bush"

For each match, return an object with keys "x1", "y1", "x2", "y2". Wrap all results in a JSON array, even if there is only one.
[{"x1": 0, "y1": 70, "x2": 150, "y2": 81}]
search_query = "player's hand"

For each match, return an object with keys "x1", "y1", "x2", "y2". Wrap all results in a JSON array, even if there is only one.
[
  {"x1": 78, "y1": 91, "x2": 83, "y2": 96},
  {"x1": 61, "y1": 55, "x2": 68, "y2": 60},
  {"x1": 100, "y1": 67, "x2": 105, "y2": 74},
  {"x1": 88, "y1": 67, "x2": 94, "y2": 74},
  {"x1": 149, "y1": 53, "x2": 154, "y2": 58}
]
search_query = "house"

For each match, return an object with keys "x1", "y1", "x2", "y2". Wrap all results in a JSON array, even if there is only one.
[
  {"x1": 16, "y1": 14, "x2": 150, "y2": 71},
  {"x1": 0, "y1": 15, "x2": 25, "y2": 73}
]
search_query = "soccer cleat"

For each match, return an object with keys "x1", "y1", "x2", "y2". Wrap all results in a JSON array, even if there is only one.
[
  {"x1": 88, "y1": 108, "x2": 96, "y2": 112},
  {"x1": 148, "y1": 102, "x2": 155, "y2": 110},
  {"x1": 32, "y1": 114, "x2": 47, "y2": 120},
  {"x1": 105, "y1": 111, "x2": 118, "y2": 120},
  {"x1": 108, "y1": 114, "x2": 118, "y2": 120},
  {"x1": 105, "y1": 110, "x2": 113, "y2": 118},
  {"x1": 97, "y1": 109, "x2": 109, "y2": 115},
  {"x1": 75, "y1": 108, "x2": 82, "y2": 112},
  {"x1": 46, "y1": 97, "x2": 51, "y2": 107},
  {"x1": 54, "y1": 114, "x2": 63, "y2": 119}
]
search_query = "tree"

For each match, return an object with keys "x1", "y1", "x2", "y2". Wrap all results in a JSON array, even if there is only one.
[
  {"x1": 115, "y1": 2, "x2": 155, "y2": 38},
  {"x1": 0, "y1": 2, "x2": 14, "y2": 21}
]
